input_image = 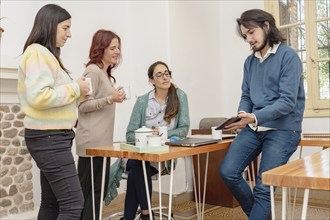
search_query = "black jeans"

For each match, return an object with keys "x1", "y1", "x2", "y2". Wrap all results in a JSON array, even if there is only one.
[
  {"x1": 124, "y1": 159, "x2": 158, "y2": 220},
  {"x1": 78, "y1": 157, "x2": 110, "y2": 220},
  {"x1": 25, "y1": 128, "x2": 84, "y2": 220}
]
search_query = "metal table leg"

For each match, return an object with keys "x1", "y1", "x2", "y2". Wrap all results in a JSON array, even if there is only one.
[
  {"x1": 270, "y1": 185, "x2": 275, "y2": 220},
  {"x1": 142, "y1": 161, "x2": 153, "y2": 220},
  {"x1": 99, "y1": 157, "x2": 108, "y2": 220},
  {"x1": 301, "y1": 189, "x2": 310, "y2": 220},
  {"x1": 91, "y1": 157, "x2": 96, "y2": 220}
]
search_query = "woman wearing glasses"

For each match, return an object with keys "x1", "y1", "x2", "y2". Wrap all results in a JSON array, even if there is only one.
[{"x1": 121, "y1": 61, "x2": 190, "y2": 220}]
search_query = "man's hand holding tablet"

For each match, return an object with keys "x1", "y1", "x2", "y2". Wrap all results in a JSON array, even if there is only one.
[{"x1": 215, "y1": 116, "x2": 241, "y2": 130}]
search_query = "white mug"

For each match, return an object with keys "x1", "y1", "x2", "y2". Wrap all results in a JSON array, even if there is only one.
[
  {"x1": 211, "y1": 126, "x2": 222, "y2": 140},
  {"x1": 158, "y1": 126, "x2": 168, "y2": 144},
  {"x1": 85, "y1": 77, "x2": 93, "y2": 95},
  {"x1": 122, "y1": 85, "x2": 131, "y2": 100},
  {"x1": 147, "y1": 135, "x2": 162, "y2": 147}
]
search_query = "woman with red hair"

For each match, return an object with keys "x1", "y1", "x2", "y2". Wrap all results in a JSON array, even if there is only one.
[{"x1": 75, "y1": 29, "x2": 127, "y2": 220}]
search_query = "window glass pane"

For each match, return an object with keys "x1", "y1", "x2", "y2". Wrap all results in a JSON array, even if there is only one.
[
  {"x1": 317, "y1": 0, "x2": 330, "y2": 19},
  {"x1": 279, "y1": 0, "x2": 305, "y2": 25},
  {"x1": 280, "y1": 25, "x2": 306, "y2": 61},
  {"x1": 317, "y1": 21, "x2": 330, "y2": 59},
  {"x1": 303, "y1": 62, "x2": 308, "y2": 99},
  {"x1": 318, "y1": 61, "x2": 330, "y2": 99},
  {"x1": 269, "y1": 0, "x2": 330, "y2": 113}
]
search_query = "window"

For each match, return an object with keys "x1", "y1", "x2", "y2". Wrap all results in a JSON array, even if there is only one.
[{"x1": 265, "y1": 0, "x2": 330, "y2": 117}]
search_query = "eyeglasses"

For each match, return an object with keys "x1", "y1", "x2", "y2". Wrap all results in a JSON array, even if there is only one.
[{"x1": 153, "y1": 71, "x2": 171, "y2": 79}]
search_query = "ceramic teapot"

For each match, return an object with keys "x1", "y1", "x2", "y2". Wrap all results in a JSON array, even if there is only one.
[{"x1": 135, "y1": 126, "x2": 153, "y2": 147}]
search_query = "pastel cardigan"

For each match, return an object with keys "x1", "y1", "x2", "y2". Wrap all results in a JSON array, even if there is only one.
[{"x1": 17, "y1": 44, "x2": 80, "y2": 129}]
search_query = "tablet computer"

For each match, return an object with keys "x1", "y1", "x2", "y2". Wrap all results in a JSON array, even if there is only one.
[{"x1": 215, "y1": 116, "x2": 241, "y2": 130}]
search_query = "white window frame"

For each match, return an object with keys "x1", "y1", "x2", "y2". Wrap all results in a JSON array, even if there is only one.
[{"x1": 265, "y1": 0, "x2": 330, "y2": 117}]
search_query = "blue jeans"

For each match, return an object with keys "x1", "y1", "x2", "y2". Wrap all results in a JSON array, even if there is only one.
[
  {"x1": 25, "y1": 129, "x2": 84, "y2": 220},
  {"x1": 219, "y1": 127, "x2": 300, "y2": 220}
]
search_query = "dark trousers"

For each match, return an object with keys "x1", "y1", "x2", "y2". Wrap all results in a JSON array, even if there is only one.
[
  {"x1": 123, "y1": 160, "x2": 158, "y2": 220},
  {"x1": 25, "y1": 129, "x2": 84, "y2": 220},
  {"x1": 78, "y1": 157, "x2": 110, "y2": 220}
]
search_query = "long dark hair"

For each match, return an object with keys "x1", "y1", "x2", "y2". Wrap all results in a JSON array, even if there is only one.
[
  {"x1": 236, "y1": 9, "x2": 286, "y2": 47},
  {"x1": 23, "y1": 4, "x2": 71, "y2": 72},
  {"x1": 86, "y1": 29, "x2": 121, "y2": 83},
  {"x1": 148, "y1": 61, "x2": 180, "y2": 124}
]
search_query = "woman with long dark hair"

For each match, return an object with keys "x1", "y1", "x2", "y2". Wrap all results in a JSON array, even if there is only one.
[
  {"x1": 17, "y1": 4, "x2": 89, "y2": 220},
  {"x1": 122, "y1": 61, "x2": 190, "y2": 220}
]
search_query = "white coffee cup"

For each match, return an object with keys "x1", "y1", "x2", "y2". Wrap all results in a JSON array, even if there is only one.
[
  {"x1": 211, "y1": 126, "x2": 222, "y2": 140},
  {"x1": 147, "y1": 135, "x2": 162, "y2": 147},
  {"x1": 158, "y1": 126, "x2": 168, "y2": 145},
  {"x1": 122, "y1": 85, "x2": 131, "y2": 100},
  {"x1": 85, "y1": 77, "x2": 93, "y2": 95}
]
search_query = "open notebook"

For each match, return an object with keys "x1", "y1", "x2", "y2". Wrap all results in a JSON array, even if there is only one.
[{"x1": 165, "y1": 137, "x2": 219, "y2": 147}]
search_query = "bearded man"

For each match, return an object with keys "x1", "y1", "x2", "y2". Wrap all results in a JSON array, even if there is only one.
[{"x1": 219, "y1": 9, "x2": 305, "y2": 220}]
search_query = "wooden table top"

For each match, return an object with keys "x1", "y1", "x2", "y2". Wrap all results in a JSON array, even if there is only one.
[
  {"x1": 299, "y1": 137, "x2": 330, "y2": 147},
  {"x1": 86, "y1": 137, "x2": 330, "y2": 163},
  {"x1": 262, "y1": 148, "x2": 330, "y2": 190},
  {"x1": 86, "y1": 139, "x2": 232, "y2": 162}
]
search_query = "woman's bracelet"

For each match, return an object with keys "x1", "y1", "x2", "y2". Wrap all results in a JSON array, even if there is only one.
[{"x1": 107, "y1": 96, "x2": 113, "y2": 104}]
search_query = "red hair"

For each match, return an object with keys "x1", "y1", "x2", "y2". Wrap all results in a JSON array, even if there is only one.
[{"x1": 86, "y1": 29, "x2": 121, "y2": 82}]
